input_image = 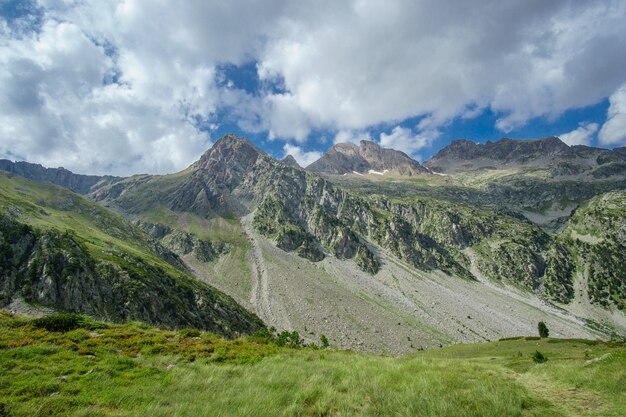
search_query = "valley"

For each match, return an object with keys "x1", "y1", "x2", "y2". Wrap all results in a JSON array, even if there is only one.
[{"x1": 2, "y1": 134, "x2": 624, "y2": 354}]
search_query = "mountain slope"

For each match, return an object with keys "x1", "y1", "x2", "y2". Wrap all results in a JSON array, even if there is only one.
[
  {"x1": 85, "y1": 134, "x2": 624, "y2": 351},
  {"x1": 307, "y1": 140, "x2": 429, "y2": 176},
  {"x1": 0, "y1": 159, "x2": 121, "y2": 194},
  {"x1": 0, "y1": 172, "x2": 263, "y2": 336},
  {"x1": 424, "y1": 137, "x2": 626, "y2": 179}
]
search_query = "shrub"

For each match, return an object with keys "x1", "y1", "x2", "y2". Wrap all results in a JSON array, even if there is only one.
[
  {"x1": 538, "y1": 321, "x2": 549, "y2": 338},
  {"x1": 276, "y1": 331, "x2": 303, "y2": 348},
  {"x1": 253, "y1": 327, "x2": 273, "y2": 339},
  {"x1": 32, "y1": 314, "x2": 91, "y2": 332},
  {"x1": 532, "y1": 350, "x2": 548, "y2": 363},
  {"x1": 319, "y1": 334, "x2": 330, "y2": 349}
]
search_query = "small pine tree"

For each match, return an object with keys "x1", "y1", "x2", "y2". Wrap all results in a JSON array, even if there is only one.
[
  {"x1": 532, "y1": 350, "x2": 548, "y2": 363},
  {"x1": 319, "y1": 334, "x2": 329, "y2": 349},
  {"x1": 538, "y1": 321, "x2": 549, "y2": 338}
]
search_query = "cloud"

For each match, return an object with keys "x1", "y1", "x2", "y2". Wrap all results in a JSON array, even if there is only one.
[
  {"x1": 598, "y1": 84, "x2": 626, "y2": 146},
  {"x1": 282, "y1": 143, "x2": 321, "y2": 167},
  {"x1": 558, "y1": 122, "x2": 599, "y2": 146},
  {"x1": 333, "y1": 130, "x2": 373, "y2": 145},
  {"x1": 0, "y1": 0, "x2": 290, "y2": 175},
  {"x1": 379, "y1": 126, "x2": 439, "y2": 159},
  {"x1": 259, "y1": 1, "x2": 626, "y2": 136},
  {"x1": 1, "y1": 1, "x2": 626, "y2": 174}
]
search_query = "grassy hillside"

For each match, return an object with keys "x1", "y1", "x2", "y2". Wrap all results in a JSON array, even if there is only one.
[
  {"x1": 0, "y1": 172, "x2": 263, "y2": 334},
  {"x1": 1, "y1": 313, "x2": 624, "y2": 417},
  {"x1": 558, "y1": 190, "x2": 626, "y2": 310}
]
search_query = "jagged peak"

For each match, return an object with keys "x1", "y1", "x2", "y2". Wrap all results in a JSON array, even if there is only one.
[
  {"x1": 204, "y1": 134, "x2": 260, "y2": 154},
  {"x1": 281, "y1": 154, "x2": 300, "y2": 167}
]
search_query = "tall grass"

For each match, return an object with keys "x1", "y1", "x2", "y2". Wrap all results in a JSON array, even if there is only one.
[{"x1": 1, "y1": 314, "x2": 624, "y2": 417}]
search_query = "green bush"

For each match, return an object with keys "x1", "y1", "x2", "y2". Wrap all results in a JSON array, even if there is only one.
[
  {"x1": 538, "y1": 321, "x2": 549, "y2": 338},
  {"x1": 276, "y1": 331, "x2": 302, "y2": 348},
  {"x1": 31, "y1": 314, "x2": 93, "y2": 332},
  {"x1": 319, "y1": 334, "x2": 330, "y2": 349},
  {"x1": 532, "y1": 350, "x2": 548, "y2": 363}
]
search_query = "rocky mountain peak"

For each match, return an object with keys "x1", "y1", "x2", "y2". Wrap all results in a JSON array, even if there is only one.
[
  {"x1": 281, "y1": 154, "x2": 300, "y2": 168},
  {"x1": 196, "y1": 134, "x2": 265, "y2": 185},
  {"x1": 307, "y1": 140, "x2": 428, "y2": 176}
]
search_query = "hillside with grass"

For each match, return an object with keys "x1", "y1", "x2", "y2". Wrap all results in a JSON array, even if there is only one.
[
  {"x1": 0, "y1": 172, "x2": 263, "y2": 335},
  {"x1": 0, "y1": 313, "x2": 624, "y2": 417}
]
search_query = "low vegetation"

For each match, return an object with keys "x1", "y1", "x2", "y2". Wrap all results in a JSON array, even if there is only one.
[{"x1": 1, "y1": 313, "x2": 624, "y2": 417}]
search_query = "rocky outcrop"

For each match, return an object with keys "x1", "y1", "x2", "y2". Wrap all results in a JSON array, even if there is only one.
[
  {"x1": 0, "y1": 214, "x2": 263, "y2": 335},
  {"x1": 0, "y1": 159, "x2": 121, "y2": 194},
  {"x1": 307, "y1": 140, "x2": 429, "y2": 176},
  {"x1": 160, "y1": 230, "x2": 230, "y2": 263}
]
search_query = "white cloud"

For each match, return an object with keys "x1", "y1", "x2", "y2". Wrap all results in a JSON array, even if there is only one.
[
  {"x1": 260, "y1": 1, "x2": 626, "y2": 135},
  {"x1": 558, "y1": 122, "x2": 599, "y2": 146},
  {"x1": 333, "y1": 130, "x2": 373, "y2": 145},
  {"x1": 282, "y1": 143, "x2": 321, "y2": 167},
  {"x1": 379, "y1": 126, "x2": 439, "y2": 159},
  {"x1": 2, "y1": 1, "x2": 626, "y2": 174},
  {"x1": 598, "y1": 84, "x2": 626, "y2": 146}
]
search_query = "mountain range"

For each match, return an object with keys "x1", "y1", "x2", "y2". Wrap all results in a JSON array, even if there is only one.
[{"x1": 1, "y1": 134, "x2": 624, "y2": 353}]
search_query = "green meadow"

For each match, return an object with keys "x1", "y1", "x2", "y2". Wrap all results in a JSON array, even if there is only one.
[{"x1": 1, "y1": 313, "x2": 624, "y2": 417}]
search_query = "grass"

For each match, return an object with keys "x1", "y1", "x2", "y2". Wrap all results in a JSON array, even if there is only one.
[
  {"x1": 0, "y1": 172, "x2": 191, "y2": 283},
  {"x1": 1, "y1": 314, "x2": 624, "y2": 417}
]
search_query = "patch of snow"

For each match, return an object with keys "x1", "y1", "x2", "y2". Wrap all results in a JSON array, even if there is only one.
[
  {"x1": 368, "y1": 169, "x2": 385, "y2": 175},
  {"x1": 352, "y1": 171, "x2": 364, "y2": 176}
]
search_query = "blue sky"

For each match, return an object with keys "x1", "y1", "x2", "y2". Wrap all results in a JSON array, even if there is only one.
[{"x1": 1, "y1": 1, "x2": 625, "y2": 175}]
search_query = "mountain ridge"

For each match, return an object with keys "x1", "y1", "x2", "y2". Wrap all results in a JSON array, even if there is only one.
[
  {"x1": 0, "y1": 159, "x2": 121, "y2": 194},
  {"x1": 424, "y1": 136, "x2": 626, "y2": 178},
  {"x1": 306, "y1": 140, "x2": 429, "y2": 176},
  {"x1": 1, "y1": 134, "x2": 625, "y2": 352}
]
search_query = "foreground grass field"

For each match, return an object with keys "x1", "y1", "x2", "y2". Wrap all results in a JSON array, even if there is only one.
[{"x1": 0, "y1": 313, "x2": 624, "y2": 417}]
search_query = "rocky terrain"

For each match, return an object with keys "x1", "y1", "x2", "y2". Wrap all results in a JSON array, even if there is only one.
[
  {"x1": 424, "y1": 136, "x2": 626, "y2": 179},
  {"x1": 1, "y1": 134, "x2": 625, "y2": 353},
  {"x1": 307, "y1": 140, "x2": 429, "y2": 176}
]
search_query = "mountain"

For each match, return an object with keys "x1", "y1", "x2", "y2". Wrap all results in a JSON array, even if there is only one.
[
  {"x1": 281, "y1": 154, "x2": 300, "y2": 168},
  {"x1": 2, "y1": 134, "x2": 625, "y2": 353},
  {"x1": 0, "y1": 171, "x2": 263, "y2": 336},
  {"x1": 85, "y1": 134, "x2": 625, "y2": 351},
  {"x1": 424, "y1": 137, "x2": 626, "y2": 178},
  {"x1": 0, "y1": 159, "x2": 120, "y2": 194},
  {"x1": 306, "y1": 140, "x2": 429, "y2": 176}
]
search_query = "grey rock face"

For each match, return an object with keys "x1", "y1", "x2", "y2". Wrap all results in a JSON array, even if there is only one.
[{"x1": 306, "y1": 140, "x2": 429, "y2": 176}]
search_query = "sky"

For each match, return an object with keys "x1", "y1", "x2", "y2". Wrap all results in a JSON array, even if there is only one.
[{"x1": 1, "y1": 0, "x2": 626, "y2": 175}]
